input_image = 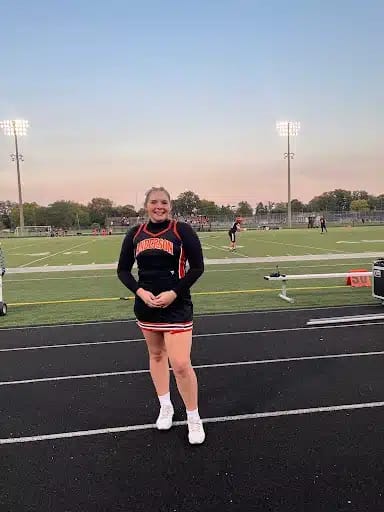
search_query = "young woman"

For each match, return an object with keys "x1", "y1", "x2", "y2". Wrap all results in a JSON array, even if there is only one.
[{"x1": 117, "y1": 187, "x2": 205, "y2": 444}]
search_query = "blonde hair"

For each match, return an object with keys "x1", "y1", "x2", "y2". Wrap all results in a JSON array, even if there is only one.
[{"x1": 144, "y1": 186, "x2": 171, "y2": 207}]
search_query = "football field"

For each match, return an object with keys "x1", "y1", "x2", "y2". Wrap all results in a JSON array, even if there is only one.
[{"x1": 1, "y1": 225, "x2": 383, "y2": 327}]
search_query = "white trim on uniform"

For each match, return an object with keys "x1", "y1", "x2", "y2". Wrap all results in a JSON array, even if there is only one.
[{"x1": 137, "y1": 320, "x2": 193, "y2": 332}]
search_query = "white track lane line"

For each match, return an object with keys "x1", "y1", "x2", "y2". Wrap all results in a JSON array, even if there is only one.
[
  {"x1": 1, "y1": 350, "x2": 384, "y2": 386},
  {"x1": 307, "y1": 314, "x2": 384, "y2": 325},
  {"x1": 1, "y1": 401, "x2": 383, "y2": 444},
  {"x1": 1, "y1": 321, "x2": 384, "y2": 353},
  {"x1": 0, "y1": 303, "x2": 378, "y2": 331}
]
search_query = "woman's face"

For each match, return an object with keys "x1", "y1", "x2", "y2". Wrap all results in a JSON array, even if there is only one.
[{"x1": 146, "y1": 190, "x2": 171, "y2": 223}]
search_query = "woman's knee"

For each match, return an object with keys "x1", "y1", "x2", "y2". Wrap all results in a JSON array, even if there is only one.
[
  {"x1": 143, "y1": 332, "x2": 167, "y2": 363},
  {"x1": 171, "y1": 359, "x2": 192, "y2": 377},
  {"x1": 148, "y1": 346, "x2": 167, "y2": 363}
]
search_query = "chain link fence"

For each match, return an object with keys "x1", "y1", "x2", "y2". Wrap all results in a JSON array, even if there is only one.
[{"x1": 2, "y1": 211, "x2": 384, "y2": 237}]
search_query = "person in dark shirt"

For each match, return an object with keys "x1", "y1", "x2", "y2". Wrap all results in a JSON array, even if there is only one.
[
  {"x1": 320, "y1": 216, "x2": 327, "y2": 234},
  {"x1": 228, "y1": 219, "x2": 242, "y2": 251},
  {"x1": 117, "y1": 186, "x2": 205, "y2": 444}
]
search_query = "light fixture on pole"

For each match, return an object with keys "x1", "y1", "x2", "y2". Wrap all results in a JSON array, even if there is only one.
[
  {"x1": 0, "y1": 119, "x2": 29, "y2": 234},
  {"x1": 276, "y1": 120, "x2": 300, "y2": 228}
]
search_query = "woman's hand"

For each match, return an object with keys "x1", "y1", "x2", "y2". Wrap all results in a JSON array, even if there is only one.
[
  {"x1": 153, "y1": 290, "x2": 177, "y2": 308},
  {"x1": 136, "y1": 288, "x2": 159, "y2": 308}
]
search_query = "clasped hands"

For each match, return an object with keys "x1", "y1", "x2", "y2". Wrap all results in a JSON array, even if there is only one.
[{"x1": 136, "y1": 288, "x2": 177, "y2": 308}]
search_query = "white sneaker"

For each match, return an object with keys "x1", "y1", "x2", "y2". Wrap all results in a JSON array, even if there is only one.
[
  {"x1": 188, "y1": 418, "x2": 206, "y2": 445},
  {"x1": 156, "y1": 404, "x2": 174, "y2": 430}
]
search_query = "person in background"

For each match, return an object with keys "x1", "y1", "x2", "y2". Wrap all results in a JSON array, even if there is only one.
[
  {"x1": 228, "y1": 218, "x2": 243, "y2": 251},
  {"x1": 320, "y1": 215, "x2": 328, "y2": 234}
]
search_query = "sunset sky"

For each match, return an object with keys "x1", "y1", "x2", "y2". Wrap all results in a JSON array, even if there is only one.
[{"x1": 1, "y1": 0, "x2": 383, "y2": 209}]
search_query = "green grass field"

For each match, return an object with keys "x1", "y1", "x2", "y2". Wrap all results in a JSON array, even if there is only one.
[
  {"x1": 1, "y1": 225, "x2": 383, "y2": 327},
  {"x1": 3, "y1": 225, "x2": 384, "y2": 266}
]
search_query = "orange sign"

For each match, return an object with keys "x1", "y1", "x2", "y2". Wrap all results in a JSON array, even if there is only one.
[{"x1": 346, "y1": 269, "x2": 371, "y2": 288}]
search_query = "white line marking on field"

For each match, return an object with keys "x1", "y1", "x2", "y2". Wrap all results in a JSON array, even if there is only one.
[
  {"x1": 3, "y1": 241, "x2": 51, "y2": 252},
  {"x1": 19, "y1": 239, "x2": 98, "y2": 268},
  {"x1": 258, "y1": 239, "x2": 345, "y2": 253},
  {"x1": 7, "y1": 251, "x2": 384, "y2": 273},
  {"x1": 4, "y1": 260, "x2": 376, "y2": 284},
  {"x1": 0, "y1": 321, "x2": 383, "y2": 352},
  {"x1": 7, "y1": 275, "x2": 117, "y2": 282},
  {"x1": 18, "y1": 252, "x2": 51, "y2": 257},
  {"x1": 1, "y1": 401, "x2": 383, "y2": 444},
  {"x1": 1, "y1": 350, "x2": 383, "y2": 386},
  {"x1": 337, "y1": 240, "x2": 384, "y2": 244},
  {"x1": 203, "y1": 243, "x2": 249, "y2": 258},
  {"x1": 8, "y1": 260, "x2": 371, "y2": 282}
]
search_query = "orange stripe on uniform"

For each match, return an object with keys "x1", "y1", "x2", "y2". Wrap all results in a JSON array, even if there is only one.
[
  {"x1": 178, "y1": 246, "x2": 186, "y2": 278},
  {"x1": 133, "y1": 223, "x2": 144, "y2": 241},
  {"x1": 172, "y1": 220, "x2": 181, "y2": 240}
]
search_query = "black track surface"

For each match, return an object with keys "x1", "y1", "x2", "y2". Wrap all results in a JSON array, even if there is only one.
[{"x1": 0, "y1": 305, "x2": 383, "y2": 512}]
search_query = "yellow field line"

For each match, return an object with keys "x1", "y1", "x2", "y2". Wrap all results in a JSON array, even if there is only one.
[
  {"x1": 193, "y1": 285, "x2": 347, "y2": 296},
  {"x1": 7, "y1": 284, "x2": 355, "y2": 307}
]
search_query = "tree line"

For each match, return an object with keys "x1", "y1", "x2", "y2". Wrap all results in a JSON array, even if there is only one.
[{"x1": 1, "y1": 189, "x2": 384, "y2": 229}]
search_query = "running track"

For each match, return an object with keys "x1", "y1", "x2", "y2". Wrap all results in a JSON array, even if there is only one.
[{"x1": 0, "y1": 304, "x2": 383, "y2": 511}]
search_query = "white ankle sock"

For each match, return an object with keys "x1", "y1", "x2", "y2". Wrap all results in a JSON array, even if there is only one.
[
  {"x1": 187, "y1": 408, "x2": 200, "y2": 422},
  {"x1": 158, "y1": 392, "x2": 172, "y2": 407}
]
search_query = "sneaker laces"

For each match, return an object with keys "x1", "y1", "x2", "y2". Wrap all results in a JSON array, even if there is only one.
[
  {"x1": 188, "y1": 419, "x2": 203, "y2": 432},
  {"x1": 159, "y1": 405, "x2": 173, "y2": 418}
]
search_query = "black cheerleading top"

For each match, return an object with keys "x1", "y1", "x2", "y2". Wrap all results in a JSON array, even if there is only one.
[
  {"x1": 229, "y1": 221, "x2": 241, "y2": 234},
  {"x1": 117, "y1": 219, "x2": 204, "y2": 297}
]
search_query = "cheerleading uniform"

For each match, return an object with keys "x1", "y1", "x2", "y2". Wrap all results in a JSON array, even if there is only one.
[{"x1": 117, "y1": 219, "x2": 204, "y2": 332}]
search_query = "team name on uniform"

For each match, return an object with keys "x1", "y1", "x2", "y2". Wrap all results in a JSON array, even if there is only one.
[{"x1": 135, "y1": 237, "x2": 174, "y2": 256}]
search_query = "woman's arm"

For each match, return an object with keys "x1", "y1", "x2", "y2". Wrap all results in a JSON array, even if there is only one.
[
  {"x1": 117, "y1": 226, "x2": 140, "y2": 294},
  {"x1": 172, "y1": 222, "x2": 204, "y2": 296}
]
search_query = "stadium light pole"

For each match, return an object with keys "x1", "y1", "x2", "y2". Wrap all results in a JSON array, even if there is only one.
[
  {"x1": 276, "y1": 120, "x2": 300, "y2": 228},
  {"x1": 0, "y1": 120, "x2": 29, "y2": 234}
]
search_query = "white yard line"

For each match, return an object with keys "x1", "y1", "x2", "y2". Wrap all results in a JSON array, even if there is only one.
[
  {"x1": 4, "y1": 240, "x2": 51, "y2": 252},
  {"x1": 203, "y1": 243, "x2": 249, "y2": 258},
  {"x1": 258, "y1": 239, "x2": 345, "y2": 254},
  {"x1": 5, "y1": 260, "x2": 375, "y2": 282},
  {"x1": 6, "y1": 251, "x2": 384, "y2": 274},
  {"x1": 19, "y1": 239, "x2": 98, "y2": 267}
]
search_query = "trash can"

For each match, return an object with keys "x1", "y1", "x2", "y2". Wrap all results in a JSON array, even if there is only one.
[{"x1": 372, "y1": 259, "x2": 384, "y2": 301}]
